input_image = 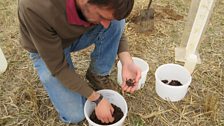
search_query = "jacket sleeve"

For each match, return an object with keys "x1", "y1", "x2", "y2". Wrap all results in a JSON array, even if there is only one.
[
  {"x1": 118, "y1": 33, "x2": 129, "y2": 54},
  {"x1": 19, "y1": 3, "x2": 93, "y2": 98}
]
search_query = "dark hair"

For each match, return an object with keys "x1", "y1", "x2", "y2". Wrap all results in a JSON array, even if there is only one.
[{"x1": 87, "y1": 0, "x2": 134, "y2": 20}]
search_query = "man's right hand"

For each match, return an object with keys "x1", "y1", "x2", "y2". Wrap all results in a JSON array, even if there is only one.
[
  {"x1": 88, "y1": 91, "x2": 114, "y2": 123},
  {"x1": 95, "y1": 98, "x2": 115, "y2": 123}
]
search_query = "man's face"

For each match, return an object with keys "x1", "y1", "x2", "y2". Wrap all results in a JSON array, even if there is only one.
[{"x1": 80, "y1": 2, "x2": 114, "y2": 29}]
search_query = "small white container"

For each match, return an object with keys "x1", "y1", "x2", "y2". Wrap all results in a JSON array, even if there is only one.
[
  {"x1": 84, "y1": 89, "x2": 128, "y2": 126},
  {"x1": 155, "y1": 64, "x2": 192, "y2": 102},
  {"x1": 0, "y1": 48, "x2": 8, "y2": 74},
  {"x1": 117, "y1": 57, "x2": 149, "y2": 90}
]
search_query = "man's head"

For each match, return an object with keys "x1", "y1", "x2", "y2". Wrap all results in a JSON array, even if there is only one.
[{"x1": 76, "y1": 0, "x2": 134, "y2": 28}]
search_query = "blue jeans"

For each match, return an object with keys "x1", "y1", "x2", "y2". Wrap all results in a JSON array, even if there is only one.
[{"x1": 29, "y1": 20, "x2": 125, "y2": 124}]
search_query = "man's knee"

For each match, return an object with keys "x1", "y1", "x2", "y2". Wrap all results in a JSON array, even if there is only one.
[
  {"x1": 59, "y1": 110, "x2": 85, "y2": 124},
  {"x1": 109, "y1": 19, "x2": 125, "y2": 33},
  {"x1": 113, "y1": 19, "x2": 125, "y2": 28}
]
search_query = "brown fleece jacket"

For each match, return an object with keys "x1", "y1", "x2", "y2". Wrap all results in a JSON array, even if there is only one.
[{"x1": 18, "y1": 0, "x2": 128, "y2": 98}]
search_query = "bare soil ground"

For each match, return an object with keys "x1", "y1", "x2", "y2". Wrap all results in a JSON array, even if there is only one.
[{"x1": 0, "y1": 0, "x2": 224, "y2": 125}]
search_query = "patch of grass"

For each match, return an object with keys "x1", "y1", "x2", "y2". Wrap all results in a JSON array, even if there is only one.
[{"x1": 128, "y1": 115, "x2": 145, "y2": 126}]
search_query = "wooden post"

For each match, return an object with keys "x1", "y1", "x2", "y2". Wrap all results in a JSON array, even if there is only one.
[
  {"x1": 175, "y1": 0, "x2": 216, "y2": 73},
  {"x1": 179, "y1": 0, "x2": 200, "y2": 47},
  {"x1": 185, "y1": 0, "x2": 216, "y2": 57},
  {"x1": 0, "y1": 48, "x2": 8, "y2": 74}
]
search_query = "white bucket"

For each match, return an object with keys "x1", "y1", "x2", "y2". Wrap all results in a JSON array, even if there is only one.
[
  {"x1": 117, "y1": 57, "x2": 149, "y2": 90},
  {"x1": 155, "y1": 64, "x2": 192, "y2": 102},
  {"x1": 0, "y1": 48, "x2": 8, "y2": 74},
  {"x1": 84, "y1": 89, "x2": 128, "y2": 126}
]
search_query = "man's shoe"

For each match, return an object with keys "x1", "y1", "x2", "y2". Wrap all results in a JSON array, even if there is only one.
[{"x1": 85, "y1": 69, "x2": 119, "y2": 91}]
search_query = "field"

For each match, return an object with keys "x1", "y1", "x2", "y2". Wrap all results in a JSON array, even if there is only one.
[{"x1": 0, "y1": 0, "x2": 224, "y2": 125}]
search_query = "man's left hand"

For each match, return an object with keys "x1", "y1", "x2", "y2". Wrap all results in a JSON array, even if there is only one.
[{"x1": 121, "y1": 60, "x2": 141, "y2": 93}]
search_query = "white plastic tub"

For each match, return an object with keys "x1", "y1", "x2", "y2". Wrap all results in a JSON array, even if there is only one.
[
  {"x1": 84, "y1": 89, "x2": 128, "y2": 126},
  {"x1": 155, "y1": 64, "x2": 192, "y2": 102},
  {"x1": 0, "y1": 48, "x2": 7, "y2": 74}
]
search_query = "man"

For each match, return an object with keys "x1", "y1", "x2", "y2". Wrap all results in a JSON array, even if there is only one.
[{"x1": 18, "y1": 0, "x2": 141, "y2": 124}]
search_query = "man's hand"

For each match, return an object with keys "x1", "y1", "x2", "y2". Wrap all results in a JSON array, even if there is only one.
[
  {"x1": 121, "y1": 61, "x2": 141, "y2": 93},
  {"x1": 118, "y1": 52, "x2": 141, "y2": 93},
  {"x1": 95, "y1": 99, "x2": 114, "y2": 123},
  {"x1": 88, "y1": 92, "x2": 114, "y2": 123}
]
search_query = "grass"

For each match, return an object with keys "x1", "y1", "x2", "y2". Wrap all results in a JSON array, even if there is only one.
[{"x1": 0, "y1": 0, "x2": 224, "y2": 125}]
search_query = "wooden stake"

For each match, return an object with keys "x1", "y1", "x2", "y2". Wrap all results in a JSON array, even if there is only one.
[
  {"x1": 175, "y1": 0, "x2": 216, "y2": 65},
  {"x1": 185, "y1": 0, "x2": 216, "y2": 57}
]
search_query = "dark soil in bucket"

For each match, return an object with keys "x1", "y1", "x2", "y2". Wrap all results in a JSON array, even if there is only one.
[
  {"x1": 162, "y1": 80, "x2": 183, "y2": 86},
  {"x1": 126, "y1": 79, "x2": 135, "y2": 87},
  {"x1": 90, "y1": 104, "x2": 124, "y2": 125}
]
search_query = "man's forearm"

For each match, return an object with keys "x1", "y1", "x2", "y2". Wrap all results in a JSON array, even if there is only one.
[
  {"x1": 88, "y1": 91, "x2": 101, "y2": 101},
  {"x1": 118, "y1": 51, "x2": 133, "y2": 65}
]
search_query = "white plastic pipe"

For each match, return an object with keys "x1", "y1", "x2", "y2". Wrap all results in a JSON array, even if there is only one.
[{"x1": 0, "y1": 48, "x2": 8, "y2": 74}]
